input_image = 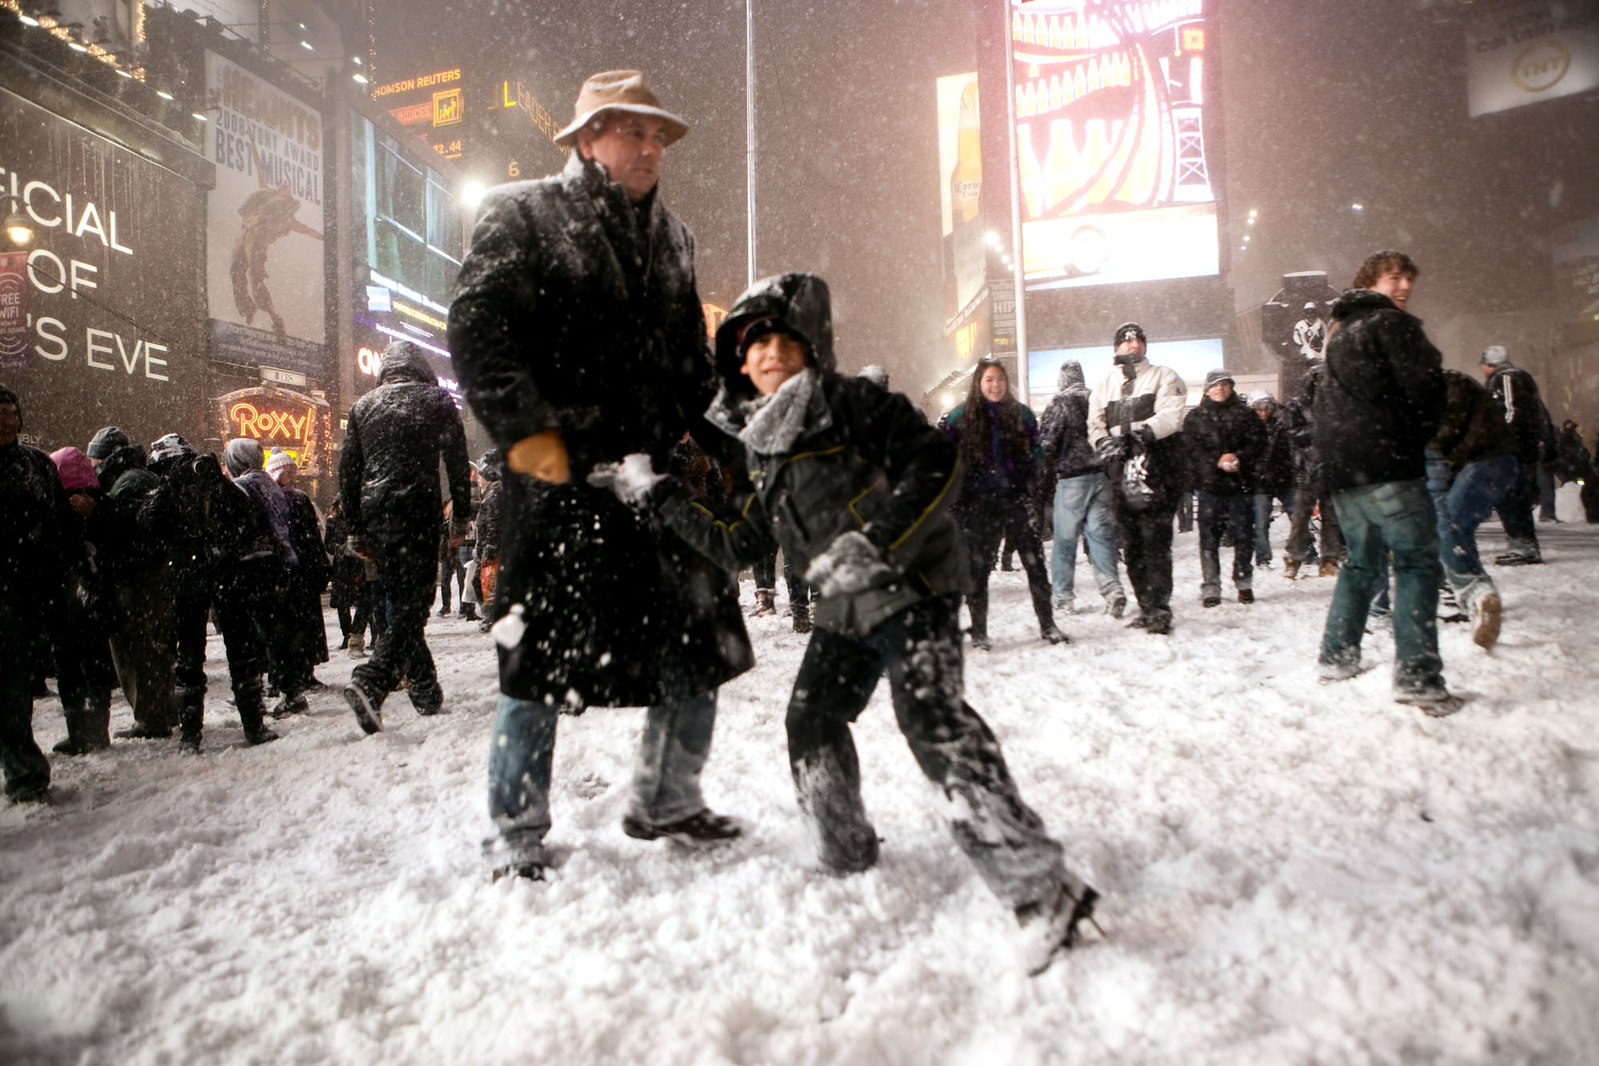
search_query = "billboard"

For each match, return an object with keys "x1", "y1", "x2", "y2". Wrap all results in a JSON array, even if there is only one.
[
  {"x1": 1467, "y1": 1, "x2": 1599, "y2": 118},
  {"x1": 1010, "y1": 0, "x2": 1218, "y2": 291},
  {"x1": 937, "y1": 72, "x2": 987, "y2": 327},
  {"x1": 203, "y1": 52, "x2": 328, "y2": 377},
  {"x1": 0, "y1": 88, "x2": 206, "y2": 451}
]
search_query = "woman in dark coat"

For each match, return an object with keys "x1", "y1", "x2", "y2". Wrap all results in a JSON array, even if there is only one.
[
  {"x1": 266, "y1": 452, "x2": 330, "y2": 710},
  {"x1": 940, "y1": 359, "x2": 1064, "y2": 648}
]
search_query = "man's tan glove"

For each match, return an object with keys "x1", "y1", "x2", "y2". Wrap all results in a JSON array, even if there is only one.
[{"x1": 506, "y1": 430, "x2": 570, "y2": 484}]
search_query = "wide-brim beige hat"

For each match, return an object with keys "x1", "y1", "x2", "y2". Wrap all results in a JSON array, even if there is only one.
[{"x1": 553, "y1": 70, "x2": 689, "y2": 148}]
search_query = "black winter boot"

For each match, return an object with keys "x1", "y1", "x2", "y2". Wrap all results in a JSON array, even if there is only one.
[
  {"x1": 177, "y1": 685, "x2": 205, "y2": 752},
  {"x1": 235, "y1": 679, "x2": 279, "y2": 746}
]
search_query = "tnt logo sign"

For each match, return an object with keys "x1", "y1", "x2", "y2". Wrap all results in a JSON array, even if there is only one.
[
  {"x1": 1512, "y1": 40, "x2": 1570, "y2": 93},
  {"x1": 433, "y1": 88, "x2": 463, "y2": 126}
]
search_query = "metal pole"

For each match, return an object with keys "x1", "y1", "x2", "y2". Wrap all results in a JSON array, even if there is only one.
[
  {"x1": 1002, "y1": 1, "x2": 1029, "y2": 405},
  {"x1": 746, "y1": 0, "x2": 757, "y2": 286}
]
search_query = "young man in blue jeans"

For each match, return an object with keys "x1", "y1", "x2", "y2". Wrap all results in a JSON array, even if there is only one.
[
  {"x1": 1312, "y1": 251, "x2": 1456, "y2": 714},
  {"x1": 1038, "y1": 360, "x2": 1126, "y2": 616}
]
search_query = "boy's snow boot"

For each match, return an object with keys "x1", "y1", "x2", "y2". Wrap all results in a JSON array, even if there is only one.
[
  {"x1": 347, "y1": 631, "x2": 367, "y2": 659},
  {"x1": 344, "y1": 681, "x2": 384, "y2": 735},
  {"x1": 270, "y1": 691, "x2": 309, "y2": 718},
  {"x1": 792, "y1": 606, "x2": 812, "y2": 634},
  {"x1": 461, "y1": 604, "x2": 479, "y2": 621},
  {"x1": 751, "y1": 588, "x2": 776, "y2": 616},
  {"x1": 1017, "y1": 877, "x2": 1101, "y2": 976},
  {"x1": 1106, "y1": 591, "x2": 1127, "y2": 618},
  {"x1": 1282, "y1": 559, "x2": 1301, "y2": 580},
  {"x1": 1318, "y1": 558, "x2": 1341, "y2": 578}
]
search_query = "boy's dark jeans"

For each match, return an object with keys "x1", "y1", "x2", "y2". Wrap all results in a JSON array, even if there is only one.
[
  {"x1": 785, "y1": 594, "x2": 1064, "y2": 909},
  {"x1": 1197, "y1": 489, "x2": 1255, "y2": 599}
]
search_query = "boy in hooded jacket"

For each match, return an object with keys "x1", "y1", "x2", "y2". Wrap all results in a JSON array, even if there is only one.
[{"x1": 590, "y1": 273, "x2": 1098, "y2": 974}]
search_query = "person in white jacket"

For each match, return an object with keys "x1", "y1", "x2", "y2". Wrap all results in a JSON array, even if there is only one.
[{"x1": 1087, "y1": 323, "x2": 1189, "y2": 634}]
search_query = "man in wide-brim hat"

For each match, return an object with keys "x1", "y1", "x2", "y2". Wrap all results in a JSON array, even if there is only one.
[{"x1": 448, "y1": 71, "x2": 754, "y2": 882}]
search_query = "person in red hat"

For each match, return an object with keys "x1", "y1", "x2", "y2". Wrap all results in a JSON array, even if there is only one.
[{"x1": 449, "y1": 71, "x2": 754, "y2": 881}]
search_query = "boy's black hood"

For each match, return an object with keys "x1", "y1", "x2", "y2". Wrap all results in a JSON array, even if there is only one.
[
  {"x1": 1330, "y1": 287, "x2": 1401, "y2": 321},
  {"x1": 713, "y1": 273, "x2": 835, "y2": 401}
]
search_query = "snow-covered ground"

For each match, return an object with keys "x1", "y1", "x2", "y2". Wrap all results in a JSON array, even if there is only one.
[{"x1": 4, "y1": 485, "x2": 1598, "y2": 1066}]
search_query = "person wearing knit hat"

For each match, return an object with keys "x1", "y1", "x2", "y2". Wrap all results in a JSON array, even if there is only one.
[
  {"x1": 265, "y1": 450, "x2": 297, "y2": 481},
  {"x1": 1, "y1": 383, "x2": 60, "y2": 799},
  {"x1": 51, "y1": 446, "x2": 101, "y2": 495},
  {"x1": 450, "y1": 68, "x2": 752, "y2": 877},
  {"x1": 1477, "y1": 344, "x2": 1547, "y2": 565},
  {"x1": 91, "y1": 425, "x2": 176, "y2": 741},
  {"x1": 1087, "y1": 323, "x2": 1189, "y2": 634},
  {"x1": 1183, "y1": 369, "x2": 1265, "y2": 608},
  {"x1": 86, "y1": 426, "x2": 130, "y2": 464}
]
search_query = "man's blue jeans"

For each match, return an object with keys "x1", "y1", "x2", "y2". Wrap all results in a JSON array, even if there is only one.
[
  {"x1": 1320, "y1": 480, "x2": 1444, "y2": 693},
  {"x1": 1495, "y1": 458, "x2": 1541, "y2": 555},
  {"x1": 1050, "y1": 472, "x2": 1122, "y2": 607},
  {"x1": 484, "y1": 690, "x2": 717, "y2": 867},
  {"x1": 1253, "y1": 490, "x2": 1293, "y2": 565},
  {"x1": 1426, "y1": 449, "x2": 1515, "y2": 611}
]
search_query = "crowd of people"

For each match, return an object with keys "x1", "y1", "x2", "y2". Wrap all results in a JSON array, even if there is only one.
[
  {"x1": 0, "y1": 349, "x2": 507, "y2": 794},
  {"x1": 3, "y1": 70, "x2": 1593, "y2": 978}
]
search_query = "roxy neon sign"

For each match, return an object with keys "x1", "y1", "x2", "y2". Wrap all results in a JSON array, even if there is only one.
[{"x1": 229, "y1": 402, "x2": 312, "y2": 442}]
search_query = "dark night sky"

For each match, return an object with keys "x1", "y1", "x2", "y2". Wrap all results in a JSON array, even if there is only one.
[{"x1": 373, "y1": 0, "x2": 1599, "y2": 397}]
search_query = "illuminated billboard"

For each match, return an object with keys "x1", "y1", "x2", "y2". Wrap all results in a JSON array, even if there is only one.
[
  {"x1": 1011, "y1": 0, "x2": 1218, "y2": 291},
  {"x1": 937, "y1": 72, "x2": 986, "y2": 328},
  {"x1": 203, "y1": 52, "x2": 328, "y2": 376}
]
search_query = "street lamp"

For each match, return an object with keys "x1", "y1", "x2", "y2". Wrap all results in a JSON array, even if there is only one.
[{"x1": 2, "y1": 195, "x2": 34, "y2": 248}]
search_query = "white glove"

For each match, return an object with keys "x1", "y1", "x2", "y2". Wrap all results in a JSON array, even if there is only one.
[
  {"x1": 586, "y1": 453, "x2": 668, "y2": 508},
  {"x1": 805, "y1": 530, "x2": 897, "y2": 598}
]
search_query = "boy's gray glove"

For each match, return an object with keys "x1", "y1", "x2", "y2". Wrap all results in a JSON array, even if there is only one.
[
  {"x1": 804, "y1": 530, "x2": 897, "y2": 597},
  {"x1": 586, "y1": 453, "x2": 670, "y2": 508}
]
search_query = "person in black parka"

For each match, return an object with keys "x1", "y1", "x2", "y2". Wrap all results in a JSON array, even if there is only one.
[
  {"x1": 1478, "y1": 345, "x2": 1547, "y2": 564},
  {"x1": 1, "y1": 385, "x2": 66, "y2": 802},
  {"x1": 1313, "y1": 250, "x2": 1453, "y2": 713},
  {"x1": 448, "y1": 71, "x2": 754, "y2": 878},
  {"x1": 1183, "y1": 369, "x2": 1265, "y2": 607},
  {"x1": 339, "y1": 340, "x2": 473, "y2": 729},
  {"x1": 148, "y1": 434, "x2": 282, "y2": 750},
  {"x1": 1249, "y1": 392, "x2": 1295, "y2": 568}
]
